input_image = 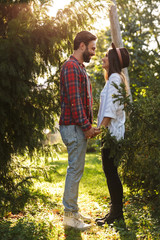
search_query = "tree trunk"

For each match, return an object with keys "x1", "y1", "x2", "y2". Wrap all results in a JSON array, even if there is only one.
[
  {"x1": 109, "y1": 0, "x2": 132, "y2": 99},
  {"x1": 109, "y1": 0, "x2": 123, "y2": 47}
]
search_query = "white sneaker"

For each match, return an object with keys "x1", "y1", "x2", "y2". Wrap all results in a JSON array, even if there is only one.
[
  {"x1": 74, "y1": 212, "x2": 92, "y2": 222},
  {"x1": 63, "y1": 212, "x2": 91, "y2": 230}
]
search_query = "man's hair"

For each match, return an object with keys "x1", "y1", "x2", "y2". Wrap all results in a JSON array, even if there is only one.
[{"x1": 74, "y1": 31, "x2": 97, "y2": 50}]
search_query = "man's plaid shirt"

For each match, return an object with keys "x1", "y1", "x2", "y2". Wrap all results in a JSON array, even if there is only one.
[{"x1": 59, "y1": 56, "x2": 93, "y2": 131}]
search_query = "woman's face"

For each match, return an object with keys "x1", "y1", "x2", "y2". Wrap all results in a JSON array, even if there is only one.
[{"x1": 102, "y1": 53, "x2": 109, "y2": 71}]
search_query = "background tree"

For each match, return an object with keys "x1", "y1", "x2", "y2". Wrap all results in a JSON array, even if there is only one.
[
  {"x1": 0, "y1": 0, "x2": 109, "y2": 213},
  {"x1": 117, "y1": 0, "x2": 160, "y2": 91},
  {"x1": 89, "y1": 0, "x2": 160, "y2": 111},
  {"x1": 1, "y1": 0, "x2": 160, "y2": 215},
  {"x1": 87, "y1": 0, "x2": 160, "y2": 213},
  {"x1": 112, "y1": 0, "x2": 160, "y2": 202}
]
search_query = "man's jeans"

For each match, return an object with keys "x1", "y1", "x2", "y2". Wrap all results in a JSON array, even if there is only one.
[{"x1": 60, "y1": 125, "x2": 87, "y2": 213}]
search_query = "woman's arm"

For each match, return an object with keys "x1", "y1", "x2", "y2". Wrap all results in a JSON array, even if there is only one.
[
  {"x1": 93, "y1": 117, "x2": 111, "y2": 137},
  {"x1": 100, "y1": 117, "x2": 111, "y2": 128}
]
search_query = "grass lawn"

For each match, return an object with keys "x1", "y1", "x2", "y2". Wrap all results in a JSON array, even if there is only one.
[{"x1": 0, "y1": 152, "x2": 160, "y2": 239}]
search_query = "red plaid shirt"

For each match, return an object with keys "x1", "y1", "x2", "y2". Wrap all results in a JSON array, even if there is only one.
[{"x1": 59, "y1": 56, "x2": 93, "y2": 131}]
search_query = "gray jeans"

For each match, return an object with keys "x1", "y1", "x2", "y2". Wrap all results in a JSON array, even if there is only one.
[{"x1": 60, "y1": 125, "x2": 87, "y2": 213}]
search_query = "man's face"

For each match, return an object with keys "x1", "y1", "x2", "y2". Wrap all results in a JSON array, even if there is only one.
[{"x1": 83, "y1": 40, "x2": 96, "y2": 63}]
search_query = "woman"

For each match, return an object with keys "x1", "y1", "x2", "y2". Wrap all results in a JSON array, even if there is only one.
[{"x1": 95, "y1": 43, "x2": 130, "y2": 226}]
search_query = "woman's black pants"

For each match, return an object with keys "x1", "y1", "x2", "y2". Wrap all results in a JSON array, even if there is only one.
[{"x1": 101, "y1": 146, "x2": 123, "y2": 206}]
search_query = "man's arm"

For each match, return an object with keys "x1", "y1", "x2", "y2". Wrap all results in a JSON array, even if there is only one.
[{"x1": 63, "y1": 62, "x2": 92, "y2": 131}]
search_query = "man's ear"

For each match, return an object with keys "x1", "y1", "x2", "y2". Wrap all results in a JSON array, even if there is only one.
[{"x1": 79, "y1": 42, "x2": 86, "y2": 51}]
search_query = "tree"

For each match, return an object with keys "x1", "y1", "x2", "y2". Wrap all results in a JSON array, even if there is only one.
[
  {"x1": 88, "y1": 0, "x2": 160, "y2": 212},
  {"x1": 0, "y1": 0, "x2": 109, "y2": 213},
  {"x1": 116, "y1": 0, "x2": 160, "y2": 92},
  {"x1": 109, "y1": 0, "x2": 131, "y2": 99},
  {"x1": 120, "y1": 75, "x2": 160, "y2": 210},
  {"x1": 109, "y1": 0, "x2": 160, "y2": 209}
]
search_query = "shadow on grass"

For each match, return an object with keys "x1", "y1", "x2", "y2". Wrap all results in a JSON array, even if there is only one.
[
  {"x1": 64, "y1": 227, "x2": 82, "y2": 240},
  {"x1": 0, "y1": 188, "x2": 60, "y2": 239},
  {"x1": 113, "y1": 220, "x2": 137, "y2": 240},
  {"x1": 44, "y1": 160, "x2": 68, "y2": 183},
  {"x1": 0, "y1": 218, "x2": 53, "y2": 240},
  {"x1": 0, "y1": 187, "x2": 58, "y2": 219},
  {"x1": 125, "y1": 194, "x2": 160, "y2": 237},
  {"x1": 29, "y1": 188, "x2": 59, "y2": 208}
]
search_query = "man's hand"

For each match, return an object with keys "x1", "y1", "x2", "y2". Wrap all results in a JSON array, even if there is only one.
[
  {"x1": 84, "y1": 127, "x2": 95, "y2": 139},
  {"x1": 92, "y1": 127, "x2": 101, "y2": 137}
]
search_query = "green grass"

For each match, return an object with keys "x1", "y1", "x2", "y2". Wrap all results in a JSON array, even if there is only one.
[{"x1": 0, "y1": 152, "x2": 160, "y2": 239}]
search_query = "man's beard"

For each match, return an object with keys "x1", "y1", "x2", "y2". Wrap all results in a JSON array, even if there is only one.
[{"x1": 83, "y1": 48, "x2": 92, "y2": 63}]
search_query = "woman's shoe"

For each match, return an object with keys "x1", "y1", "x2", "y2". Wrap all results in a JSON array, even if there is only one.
[
  {"x1": 95, "y1": 213, "x2": 109, "y2": 222},
  {"x1": 96, "y1": 204, "x2": 124, "y2": 226}
]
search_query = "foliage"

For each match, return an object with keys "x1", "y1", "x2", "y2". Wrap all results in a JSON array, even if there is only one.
[
  {"x1": 121, "y1": 77, "x2": 160, "y2": 203},
  {"x1": 100, "y1": 127, "x2": 124, "y2": 167},
  {"x1": 88, "y1": 0, "x2": 160, "y2": 116},
  {"x1": 0, "y1": 0, "x2": 109, "y2": 213},
  {"x1": 1, "y1": 0, "x2": 160, "y2": 228},
  {"x1": 1, "y1": 152, "x2": 160, "y2": 240},
  {"x1": 86, "y1": 138, "x2": 100, "y2": 153},
  {"x1": 0, "y1": 145, "x2": 59, "y2": 217},
  {"x1": 116, "y1": 0, "x2": 160, "y2": 92},
  {"x1": 0, "y1": 215, "x2": 56, "y2": 240},
  {"x1": 0, "y1": 1, "x2": 56, "y2": 171},
  {"x1": 87, "y1": 0, "x2": 160, "y2": 209},
  {"x1": 102, "y1": 79, "x2": 160, "y2": 210}
]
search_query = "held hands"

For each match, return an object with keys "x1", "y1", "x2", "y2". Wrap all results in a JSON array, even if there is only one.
[
  {"x1": 84, "y1": 127, "x2": 101, "y2": 139},
  {"x1": 84, "y1": 117, "x2": 110, "y2": 139},
  {"x1": 93, "y1": 127, "x2": 101, "y2": 137}
]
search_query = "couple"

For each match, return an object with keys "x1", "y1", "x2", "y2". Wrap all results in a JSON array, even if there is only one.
[{"x1": 59, "y1": 31, "x2": 130, "y2": 230}]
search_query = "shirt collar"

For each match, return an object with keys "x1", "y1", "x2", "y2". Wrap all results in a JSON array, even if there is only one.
[{"x1": 70, "y1": 55, "x2": 85, "y2": 68}]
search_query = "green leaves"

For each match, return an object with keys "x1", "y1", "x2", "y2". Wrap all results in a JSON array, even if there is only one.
[
  {"x1": 101, "y1": 127, "x2": 125, "y2": 167},
  {"x1": 0, "y1": 0, "x2": 110, "y2": 213},
  {"x1": 113, "y1": 77, "x2": 160, "y2": 203}
]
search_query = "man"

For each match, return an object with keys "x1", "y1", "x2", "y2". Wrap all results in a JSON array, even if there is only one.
[{"x1": 59, "y1": 31, "x2": 97, "y2": 230}]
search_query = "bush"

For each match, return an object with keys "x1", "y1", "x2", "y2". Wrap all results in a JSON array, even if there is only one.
[
  {"x1": 101, "y1": 79, "x2": 160, "y2": 216},
  {"x1": 0, "y1": 145, "x2": 59, "y2": 217},
  {"x1": 113, "y1": 79, "x2": 160, "y2": 207}
]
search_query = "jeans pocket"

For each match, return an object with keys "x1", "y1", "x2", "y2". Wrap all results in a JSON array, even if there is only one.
[
  {"x1": 60, "y1": 125, "x2": 76, "y2": 146},
  {"x1": 75, "y1": 125, "x2": 86, "y2": 141}
]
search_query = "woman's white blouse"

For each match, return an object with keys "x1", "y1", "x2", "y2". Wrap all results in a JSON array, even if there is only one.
[{"x1": 97, "y1": 73, "x2": 125, "y2": 140}]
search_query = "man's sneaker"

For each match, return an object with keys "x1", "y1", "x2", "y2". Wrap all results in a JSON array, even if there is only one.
[
  {"x1": 63, "y1": 212, "x2": 91, "y2": 230},
  {"x1": 74, "y1": 212, "x2": 92, "y2": 222}
]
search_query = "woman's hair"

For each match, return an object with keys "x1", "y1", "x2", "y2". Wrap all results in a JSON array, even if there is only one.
[
  {"x1": 74, "y1": 31, "x2": 97, "y2": 50},
  {"x1": 105, "y1": 49, "x2": 129, "y2": 95}
]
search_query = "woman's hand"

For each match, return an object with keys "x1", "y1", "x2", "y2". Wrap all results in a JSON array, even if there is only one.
[{"x1": 91, "y1": 127, "x2": 101, "y2": 138}]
